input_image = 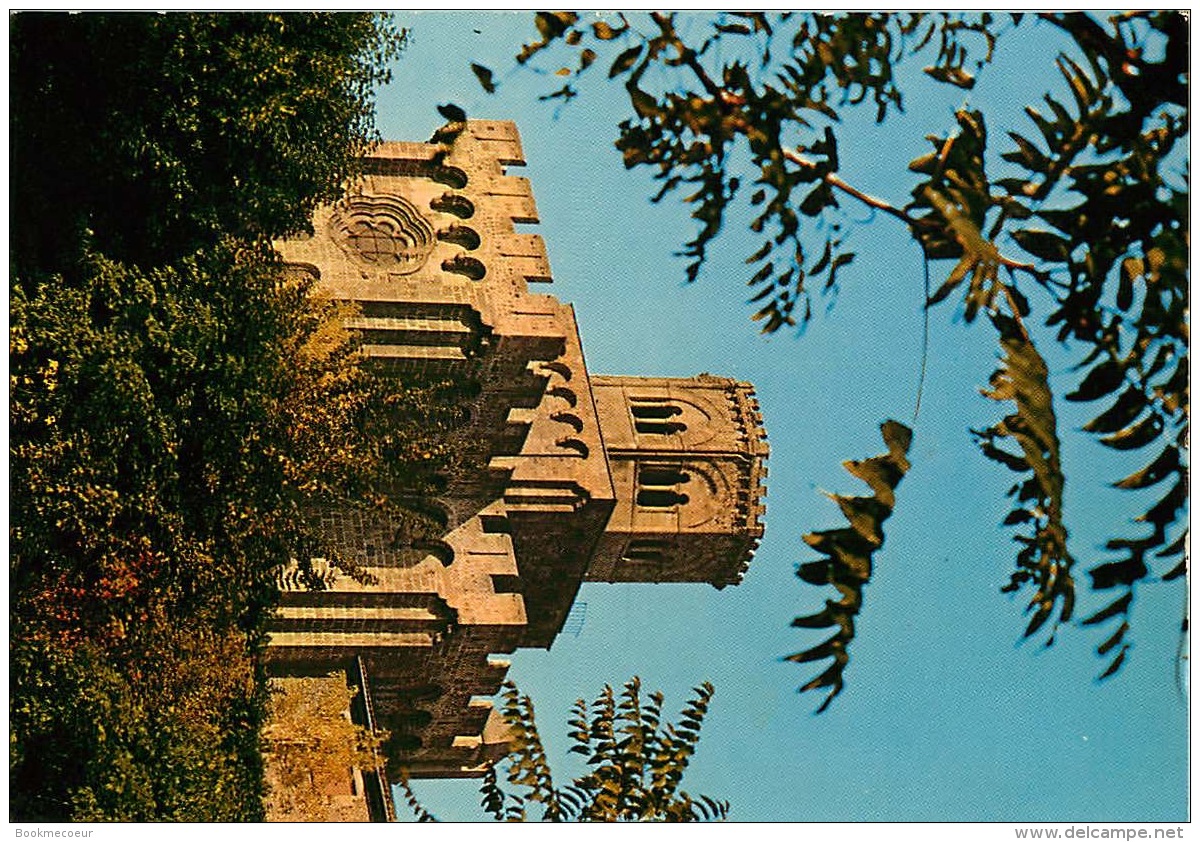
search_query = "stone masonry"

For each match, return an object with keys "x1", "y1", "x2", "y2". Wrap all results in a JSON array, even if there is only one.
[{"x1": 265, "y1": 120, "x2": 768, "y2": 821}]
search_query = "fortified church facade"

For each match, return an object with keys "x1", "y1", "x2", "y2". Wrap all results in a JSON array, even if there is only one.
[{"x1": 266, "y1": 120, "x2": 768, "y2": 821}]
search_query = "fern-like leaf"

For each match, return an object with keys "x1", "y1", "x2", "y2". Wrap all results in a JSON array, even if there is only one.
[
  {"x1": 396, "y1": 767, "x2": 438, "y2": 822},
  {"x1": 790, "y1": 419, "x2": 913, "y2": 712},
  {"x1": 976, "y1": 312, "x2": 1075, "y2": 644},
  {"x1": 486, "y1": 677, "x2": 725, "y2": 821},
  {"x1": 479, "y1": 762, "x2": 507, "y2": 821}
]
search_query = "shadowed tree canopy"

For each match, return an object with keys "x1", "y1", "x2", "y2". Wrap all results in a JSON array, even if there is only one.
[
  {"x1": 469, "y1": 11, "x2": 1188, "y2": 709},
  {"x1": 11, "y1": 12, "x2": 403, "y2": 279},
  {"x1": 8, "y1": 12, "x2": 469, "y2": 820}
]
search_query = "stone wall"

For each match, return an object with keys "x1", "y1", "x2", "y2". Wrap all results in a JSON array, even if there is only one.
[{"x1": 264, "y1": 122, "x2": 769, "y2": 816}]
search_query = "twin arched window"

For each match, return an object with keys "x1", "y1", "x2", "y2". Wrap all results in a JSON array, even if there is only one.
[
  {"x1": 636, "y1": 488, "x2": 689, "y2": 507},
  {"x1": 636, "y1": 465, "x2": 689, "y2": 509},
  {"x1": 630, "y1": 401, "x2": 686, "y2": 435}
]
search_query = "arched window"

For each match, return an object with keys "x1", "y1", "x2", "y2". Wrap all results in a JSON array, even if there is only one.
[
  {"x1": 630, "y1": 401, "x2": 686, "y2": 435},
  {"x1": 633, "y1": 460, "x2": 691, "y2": 508},
  {"x1": 441, "y1": 254, "x2": 486, "y2": 280},
  {"x1": 639, "y1": 467, "x2": 689, "y2": 488},
  {"x1": 436, "y1": 224, "x2": 481, "y2": 250},
  {"x1": 636, "y1": 488, "x2": 690, "y2": 508},
  {"x1": 636, "y1": 464, "x2": 689, "y2": 509},
  {"x1": 635, "y1": 419, "x2": 687, "y2": 434},
  {"x1": 631, "y1": 404, "x2": 682, "y2": 420},
  {"x1": 430, "y1": 192, "x2": 475, "y2": 219}
]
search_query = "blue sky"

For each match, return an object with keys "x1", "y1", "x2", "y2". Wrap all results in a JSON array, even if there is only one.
[{"x1": 374, "y1": 12, "x2": 1188, "y2": 822}]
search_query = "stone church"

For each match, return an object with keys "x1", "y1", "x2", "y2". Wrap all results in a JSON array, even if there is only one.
[{"x1": 264, "y1": 120, "x2": 768, "y2": 821}]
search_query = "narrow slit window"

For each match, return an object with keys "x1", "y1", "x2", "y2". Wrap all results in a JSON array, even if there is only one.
[{"x1": 622, "y1": 539, "x2": 667, "y2": 564}]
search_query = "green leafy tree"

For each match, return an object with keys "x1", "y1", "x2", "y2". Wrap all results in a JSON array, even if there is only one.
[
  {"x1": 11, "y1": 12, "x2": 405, "y2": 278},
  {"x1": 8, "y1": 12, "x2": 464, "y2": 820},
  {"x1": 398, "y1": 678, "x2": 728, "y2": 822},
  {"x1": 471, "y1": 12, "x2": 1188, "y2": 706},
  {"x1": 11, "y1": 610, "x2": 267, "y2": 821}
]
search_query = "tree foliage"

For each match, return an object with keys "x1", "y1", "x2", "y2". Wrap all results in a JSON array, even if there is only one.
[
  {"x1": 472, "y1": 11, "x2": 1188, "y2": 697},
  {"x1": 9, "y1": 12, "x2": 431, "y2": 820},
  {"x1": 398, "y1": 678, "x2": 727, "y2": 822},
  {"x1": 11, "y1": 12, "x2": 405, "y2": 278},
  {"x1": 976, "y1": 315, "x2": 1074, "y2": 644},
  {"x1": 8, "y1": 226, "x2": 460, "y2": 823},
  {"x1": 790, "y1": 421, "x2": 912, "y2": 711}
]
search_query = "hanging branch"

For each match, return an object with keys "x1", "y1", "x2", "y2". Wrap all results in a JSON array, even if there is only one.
[
  {"x1": 975, "y1": 313, "x2": 1075, "y2": 644},
  {"x1": 790, "y1": 420, "x2": 913, "y2": 712},
  {"x1": 395, "y1": 768, "x2": 438, "y2": 822}
]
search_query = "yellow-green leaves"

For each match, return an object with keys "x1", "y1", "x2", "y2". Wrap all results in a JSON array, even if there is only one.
[
  {"x1": 791, "y1": 420, "x2": 912, "y2": 713},
  {"x1": 477, "y1": 679, "x2": 728, "y2": 822},
  {"x1": 975, "y1": 314, "x2": 1074, "y2": 643}
]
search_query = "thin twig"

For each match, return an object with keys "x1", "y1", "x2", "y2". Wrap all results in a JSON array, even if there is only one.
[
  {"x1": 785, "y1": 148, "x2": 1041, "y2": 275},
  {"x1": 1000, "y1": 284, "x2": 1033, "y2": 340},
  {"x1": 784, "y1": 149, "x2": 913, "y2": 224},
  {"x1": 913, "y1": 255, "x2": 931, "y2": 425}
]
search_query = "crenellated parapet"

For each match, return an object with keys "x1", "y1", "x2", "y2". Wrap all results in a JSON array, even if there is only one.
[{"x1": 721, "y1": 377, "x2": 770, "y2": 585}]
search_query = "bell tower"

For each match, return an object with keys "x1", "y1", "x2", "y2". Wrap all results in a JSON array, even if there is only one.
[{"x1": 585, "y1": 374, "x2": 768, "y2": 588}]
